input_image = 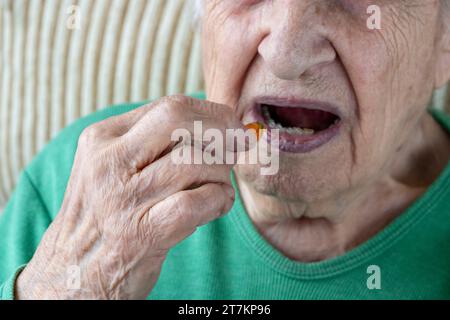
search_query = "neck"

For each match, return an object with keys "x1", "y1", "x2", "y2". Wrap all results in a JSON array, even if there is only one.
[{"x1": 236, "y1": 112, "x2": 450, "y2": 262}]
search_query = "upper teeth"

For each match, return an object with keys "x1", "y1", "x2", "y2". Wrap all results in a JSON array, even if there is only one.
[{"x1": 262, "y1": 105, "x2": 315, "y2": 135}]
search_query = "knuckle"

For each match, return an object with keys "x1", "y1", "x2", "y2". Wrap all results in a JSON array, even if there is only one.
[
  {"x1": 79, "y1": 124, "x2": 102, "y2": 146},
  {"x1": 157, "y1": 95, "x2": 191, "y2": 116},
  {"x1": 146, "y1": 207, "x2": 177, "y2": 247},
  {"x1": 135, "y1": 210, "x2": 156, "y2": 243},
  {"x1": 205, "y1": 102, "x2": 224, "y2": 116},
  {"x1": 173, "y1": 192, "x2": 195, "y2": 219},
  {"x1": 169, "y1": 94, "x2": 192, "y2": 104},
  {"x1": 164, "y1": 192, "x2": 198, "y2": 230},
  {"x1": 154, "y1": 95, "x2": 238, "y2": 129}
]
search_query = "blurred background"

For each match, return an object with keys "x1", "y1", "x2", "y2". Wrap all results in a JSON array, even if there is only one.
[{"x1": 0, "y1": 0, "x2": 449, "y2": 210}]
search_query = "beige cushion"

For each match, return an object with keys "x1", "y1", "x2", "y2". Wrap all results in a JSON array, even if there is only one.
[
  {"x1": 0, "y1": 0, "x2": 449, "y2": 207},
  {"x1": 0, "y1": 0, "x2": 203, "y2": 206}
]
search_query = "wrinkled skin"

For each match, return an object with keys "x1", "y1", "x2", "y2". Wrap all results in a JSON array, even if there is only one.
[
  {"x1": 17, "y1": 97, "x2": 239, "y2": 299},
  {"x1": 16, "y1": 0, "x2": 450, "y2": 299},
  {"x1": 202, "y1": 0, "x2": 450, "y2": 261}
]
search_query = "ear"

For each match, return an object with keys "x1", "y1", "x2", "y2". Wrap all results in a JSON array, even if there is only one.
[{"x1": 434, "y1": 17, "x2": 450, "y2": 89}]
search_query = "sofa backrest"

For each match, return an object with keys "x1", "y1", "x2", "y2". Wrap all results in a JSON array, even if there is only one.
[{"x1": 0, "y1": 0, "x2": 203, "y2": 206}]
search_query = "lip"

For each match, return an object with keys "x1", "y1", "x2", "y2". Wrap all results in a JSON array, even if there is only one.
[{"x1": 247, "y1": 96, "x2": 343, "y2": 153}]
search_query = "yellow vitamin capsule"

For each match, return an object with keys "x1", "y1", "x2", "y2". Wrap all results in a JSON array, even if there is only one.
[{"x1": 245, "y1": 122, "x2": 265, "y2": 140}]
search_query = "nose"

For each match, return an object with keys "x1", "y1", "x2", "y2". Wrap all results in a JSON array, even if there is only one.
[{"x1": 258, "y1": 1, "x2": 336, "y2": 81}]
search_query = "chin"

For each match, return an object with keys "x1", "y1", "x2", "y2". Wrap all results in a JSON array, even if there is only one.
[{"x1": 235, "y1": 159, "x2": 341, "y2": 204}]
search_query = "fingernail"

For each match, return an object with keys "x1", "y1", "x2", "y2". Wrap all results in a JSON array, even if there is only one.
[{"x1": 226, "y1": 186, "x2": 235, "y2": 199}]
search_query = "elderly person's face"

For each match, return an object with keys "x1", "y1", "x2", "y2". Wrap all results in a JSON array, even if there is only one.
[{"x1": 201, "y1": 0, "x2": 450, "y2": 221}]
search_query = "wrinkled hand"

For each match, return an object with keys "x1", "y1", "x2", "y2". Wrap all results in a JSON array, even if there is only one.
[{"x1": 16, "y1": 95, "x2": 242, "y2": 299}]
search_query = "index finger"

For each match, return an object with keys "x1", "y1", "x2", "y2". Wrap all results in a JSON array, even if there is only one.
[{"x1": 121, "y1": 95, "x2": 247, "y2": 168}]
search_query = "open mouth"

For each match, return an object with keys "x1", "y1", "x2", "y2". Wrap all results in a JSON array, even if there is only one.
[
  {"x1": 253, "y1": 99, "x2": 342, "y2": 153},
  {"x1": 262, "y1": 104, "x2": 340, "y2": 135}
]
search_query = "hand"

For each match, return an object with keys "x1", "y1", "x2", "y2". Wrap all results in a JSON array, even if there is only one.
[{"x1": 16, "y1": 95, "x2": 242, "y2": 299}]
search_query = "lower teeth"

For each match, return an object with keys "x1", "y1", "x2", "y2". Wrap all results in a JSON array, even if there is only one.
[{"x1": 262, "y1": 105, "x2": 315, "y2": 135}]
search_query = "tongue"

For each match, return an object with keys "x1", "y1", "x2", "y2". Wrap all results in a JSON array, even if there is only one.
[{"x1": 270, "y1": 106, "x2": 337, "y2": 131}]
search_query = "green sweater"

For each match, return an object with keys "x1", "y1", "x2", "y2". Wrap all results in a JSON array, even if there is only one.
[{"x1": 1, "y1": 92, "x2": 450, "y2": 300}]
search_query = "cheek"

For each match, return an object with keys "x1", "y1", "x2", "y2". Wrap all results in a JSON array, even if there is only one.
[
  {"x1": 202, "y1": 13, "x2": 266, "y2": 105},
  {"x1": 330, "y1": 9, "x2": 437, "y2": 161}
]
